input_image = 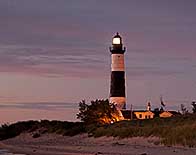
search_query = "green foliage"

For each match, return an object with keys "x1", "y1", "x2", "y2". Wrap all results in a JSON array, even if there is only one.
[
  {"x1": 90, "y1": 114, "x2": 196, "y2": 147},
  {"x1": 0, "y1": 120, "x2": 39, "y2": 140},
  {"x1": 0, "y1": 120, "x2": 85, "y2": 140},
  {"x1": 77, "y1": 99, "x2": 120, "y2": 125}
]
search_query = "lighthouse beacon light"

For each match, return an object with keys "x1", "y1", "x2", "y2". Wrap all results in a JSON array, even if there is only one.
[{"x1": 113, "y1": 37, "x2": 121, "y2": 44}]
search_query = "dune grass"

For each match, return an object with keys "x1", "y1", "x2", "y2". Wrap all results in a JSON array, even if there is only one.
[
  {"x1": 0, "y1": 120, "x2": 85, "y2": 140},
  {"x1": 1, "y1": 114, "x2": 196, "y2": 147},
  {"x1": 90, "y1": 114, "x2": 196, "y2": 147}
]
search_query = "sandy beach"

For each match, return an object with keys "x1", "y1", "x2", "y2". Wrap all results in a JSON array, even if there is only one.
[{"x1": 0, "y1": 133, "x2": 196, "y2": 155}]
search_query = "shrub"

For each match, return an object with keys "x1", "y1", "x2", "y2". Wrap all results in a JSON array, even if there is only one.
[{"x1": 77, "y1": 99, "x2": 120, "y2": 125}]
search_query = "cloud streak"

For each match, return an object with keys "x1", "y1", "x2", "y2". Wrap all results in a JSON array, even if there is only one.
[{"x1": 0, "y1": 102, "x2": 78, "y2": 111}]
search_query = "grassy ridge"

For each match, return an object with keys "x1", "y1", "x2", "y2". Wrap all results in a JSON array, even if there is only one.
[
  {"x1": 1, "y1": 114, "x2": 196, "y2": 147},
  {"x1": 91, "y1": 114, "x2": 196, "y2": 147},
  {"x1": 0, "y1": 120, "x2": 85, "y2": 140}
]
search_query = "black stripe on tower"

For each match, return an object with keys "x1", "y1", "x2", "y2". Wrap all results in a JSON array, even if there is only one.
[{"x1": 110, "y1": 71, "x2": 125, "y2": 97}]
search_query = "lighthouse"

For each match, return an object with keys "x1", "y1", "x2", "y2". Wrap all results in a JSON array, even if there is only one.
[{"x1": 109, "y1": 32, "x2": 126, "y2": 110}]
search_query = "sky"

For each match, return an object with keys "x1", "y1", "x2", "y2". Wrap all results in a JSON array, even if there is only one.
[{"x1": 0, "y1": 0, "x2": 196, "y2": 122}]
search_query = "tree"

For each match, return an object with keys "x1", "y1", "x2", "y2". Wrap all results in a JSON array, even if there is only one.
[
  {"x1": 77, "y1": 99, "x2": 120, "y2": 125},
  {"x1": 191, "y1": 101, "x2": 196, "y2": 113}
]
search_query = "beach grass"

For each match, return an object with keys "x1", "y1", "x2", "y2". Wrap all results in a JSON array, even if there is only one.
[
  {"x1": 91, "y1": 114, "x2": 196, "y2": 147},
  {"x1": 1, "y1": 114, "x2": 196, "y2": 147},
  {"x1": 0, "y1": 120, "x2": 85, "y2": 140}
]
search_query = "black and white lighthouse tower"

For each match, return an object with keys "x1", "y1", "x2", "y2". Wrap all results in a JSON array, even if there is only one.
[{"x1": 109, "y1": 32, "x2": 126, "y2": 110}]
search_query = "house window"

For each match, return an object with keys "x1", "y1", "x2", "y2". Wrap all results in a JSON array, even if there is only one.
[
  {"x1": 148, "y1": 115, "x2": 151, "y2": 119},
  {"x1": 139, "y1": 114, "x2": 142, "y2": 118},
  {"x1": 145, "y1": 115, "x2": 148, "y2": 119}
]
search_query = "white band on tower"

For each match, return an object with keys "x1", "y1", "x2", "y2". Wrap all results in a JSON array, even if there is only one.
[{"x1": 111, "y1": 54, "x2": 125, "y2": 71}]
